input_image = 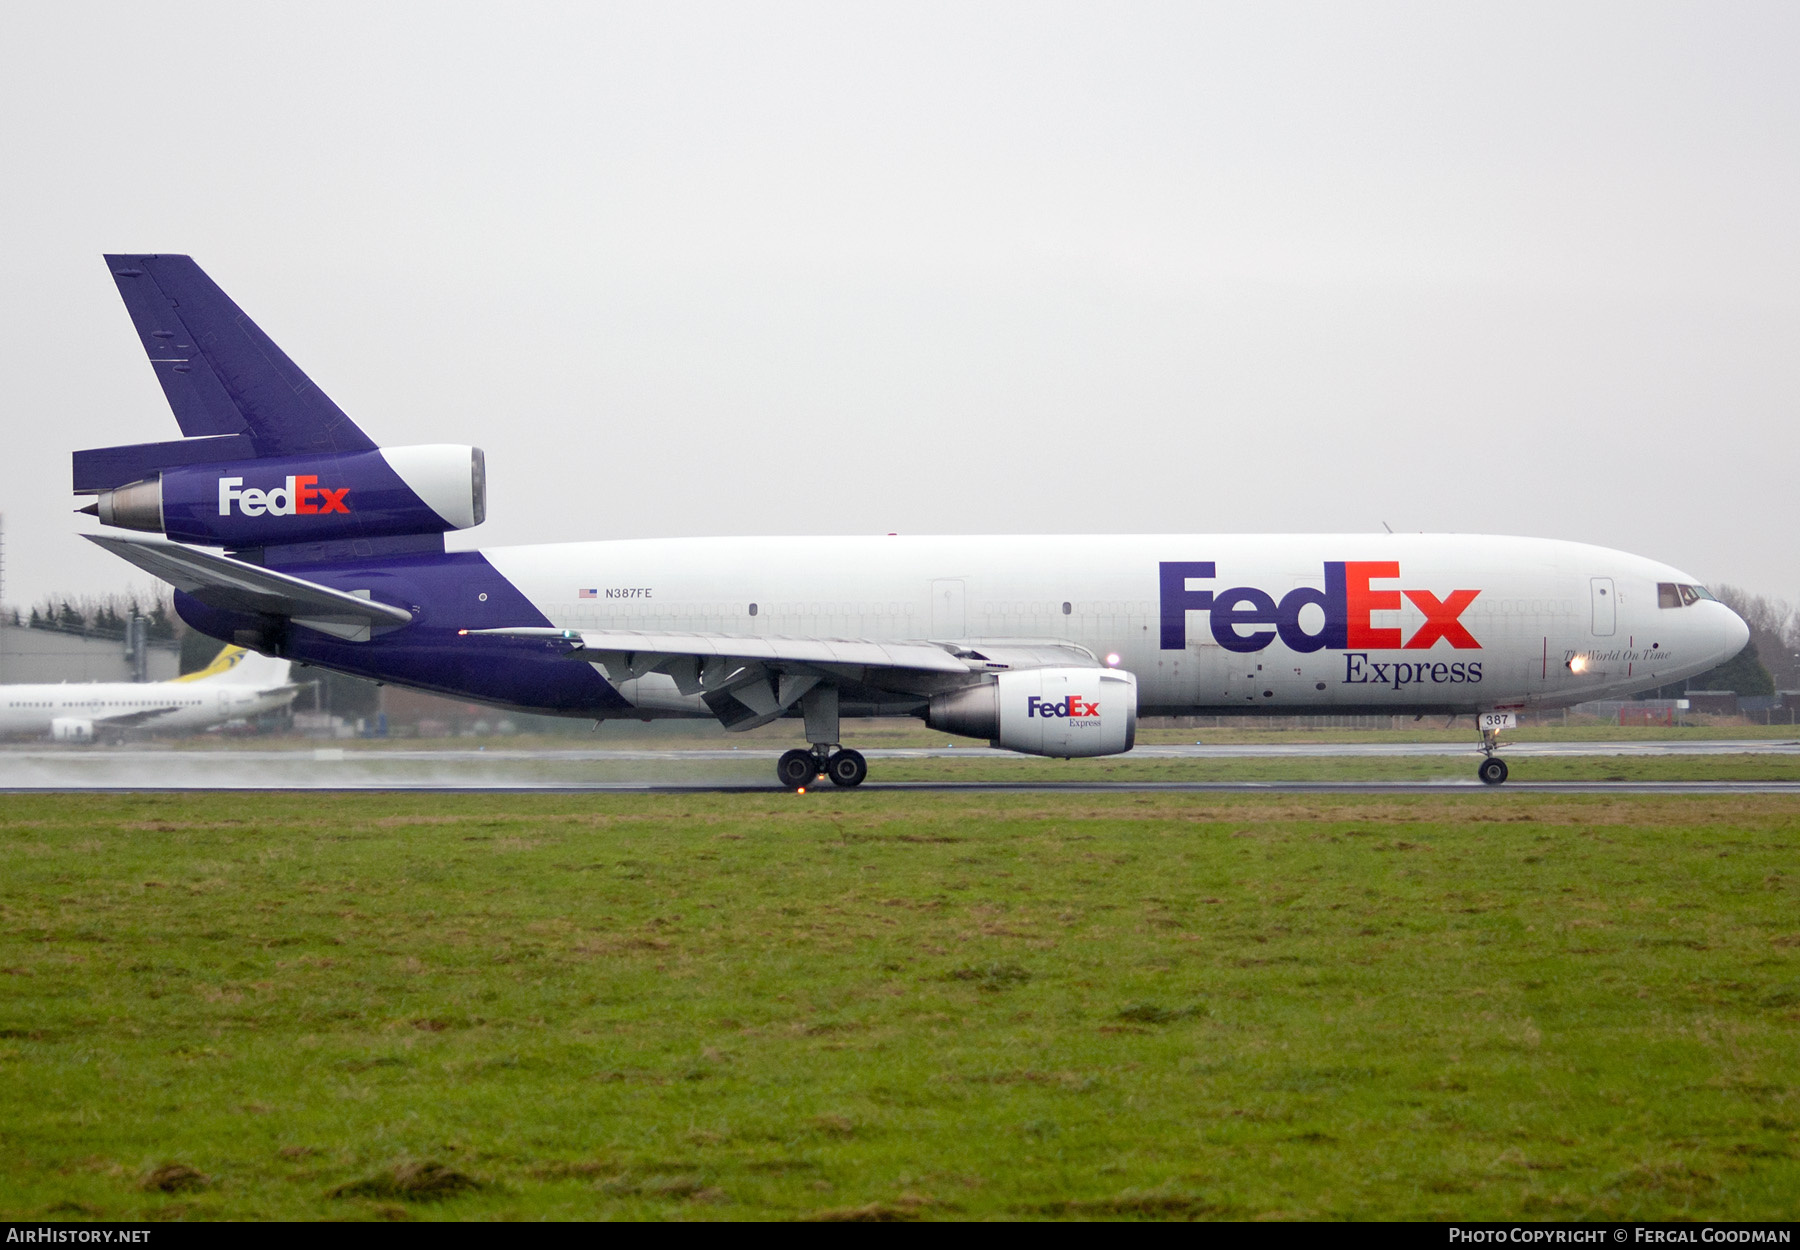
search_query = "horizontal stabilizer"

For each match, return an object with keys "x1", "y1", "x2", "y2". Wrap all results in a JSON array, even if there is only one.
[
  {"x1": 86, "y1": 534, "x2": 412, "y2": 640},
  {"x1": 73, "y1": 432, "x2": 260, "y2": 494}
]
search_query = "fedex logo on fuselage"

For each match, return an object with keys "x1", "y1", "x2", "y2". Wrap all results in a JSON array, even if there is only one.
[
  {"x1": 1026, "y1": 694, "x2": 1099, "y2": 719},
  {"x1": 218, "y1": 476, "x2": 350, "y2": 518},
  {"x1": 1159, "y1": 561, "x2": 1481, "y2": 654}
]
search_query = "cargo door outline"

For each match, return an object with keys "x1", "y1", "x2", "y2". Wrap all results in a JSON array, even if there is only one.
[
  {"x1": 930, "y1": 579, "x2": 966, "y2": 638},
  {"x1": 1590, "y1": 577, "x2": 1616, "y2": 637}
]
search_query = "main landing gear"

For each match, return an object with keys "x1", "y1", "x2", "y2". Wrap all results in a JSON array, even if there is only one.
[
  {"x1": 777, "y1": 745, "x2": 867, "y2": 790},
  {"x1": 1477, "y1": 720, "x2": 1510, "y2": 786},
  {"x1": 776, "y1": 686, "x2": 866, "y2": 789}
]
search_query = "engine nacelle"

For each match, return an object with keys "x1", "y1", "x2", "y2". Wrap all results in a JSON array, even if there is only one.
[
  {"x1": 84, "y1": 445, "x2": 485, "y2": 547},
  {"x1": 51, "y1": 718, "x2": 95, "y2": 743},
  {"x1": 927, "y1": 667, "x2": 1138, "y2": 758}
]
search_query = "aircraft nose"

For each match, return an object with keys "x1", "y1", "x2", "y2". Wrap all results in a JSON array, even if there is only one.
[{"x1": 1717, "y1": 603, "x2": 1750, "y2": 663}]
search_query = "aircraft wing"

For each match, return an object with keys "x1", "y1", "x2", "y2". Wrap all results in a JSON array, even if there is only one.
[
  {"x1": 473, "y1": 626, "x2": 977, "y2": 672},
  {"x1": 470, "y1": 626, "x2": 1099, "y2": 729},
  {"x1": 85, "y1": 534, "x2": 413, "y2": 641},
  {"x1": 91, "y1": 705, "x2": 185, "y2": 728}
]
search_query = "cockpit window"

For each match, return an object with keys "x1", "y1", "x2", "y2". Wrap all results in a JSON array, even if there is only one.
[{"x1": 1659, "y1": 582, "x2": 1718, "y2": 608}]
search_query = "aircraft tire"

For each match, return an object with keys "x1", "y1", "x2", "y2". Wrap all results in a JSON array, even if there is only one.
[
  {"x1": 777, "y1": 749, "x2": 816, "y2": 790},
  {"x1": 826, "y1": 749, "x2": 868, "y2": 788},
  {"x1": 1478, "y1": 757, "x2": 1509, "y2": 786}
]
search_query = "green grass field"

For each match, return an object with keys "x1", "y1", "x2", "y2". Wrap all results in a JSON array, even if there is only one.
[
  {"x1": 2, "y1": 791, "x2": 1797, "y2": 1221},
  {"x1": 871, "y1": 752, "x2": 1800, "y2": 784}
]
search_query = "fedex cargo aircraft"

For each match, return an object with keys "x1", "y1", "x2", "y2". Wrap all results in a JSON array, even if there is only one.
[{"x1": 76, "y1": 255, "x2": 1749, "y2": 787}]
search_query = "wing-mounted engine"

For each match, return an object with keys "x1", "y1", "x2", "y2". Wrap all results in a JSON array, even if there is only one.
[
  {"x1": 79, "y1": 445, "x2": 485, "y2": 547},
  {"x1": 928, "y1": 667, "x2": 1138, "y2": 757}
]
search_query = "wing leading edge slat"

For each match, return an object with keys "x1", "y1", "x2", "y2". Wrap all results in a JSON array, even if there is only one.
[{"x1": 467, "y1": 626, "x2": 976, "y2": 674}]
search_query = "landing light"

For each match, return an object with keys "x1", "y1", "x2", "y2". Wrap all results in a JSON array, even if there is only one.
[
  {"x1": 1105, "y1": 653, "x2": 1121, "y2": 667},
  {"x1": 1568, "y1": 654, "x2": 1588, "y2": 673}
]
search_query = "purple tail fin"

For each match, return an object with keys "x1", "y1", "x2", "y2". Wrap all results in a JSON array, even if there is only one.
[{"x1": 101, "y1": 255, "x2": 376, "y2": 456}]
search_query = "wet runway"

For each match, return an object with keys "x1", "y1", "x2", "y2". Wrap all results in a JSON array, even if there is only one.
[
  {"x1": 2, "y1": 781, "x2": 1795, "y2": 795},
  {"x1": 0, "y1": 741, "x2": 1796, "y2": 795}
]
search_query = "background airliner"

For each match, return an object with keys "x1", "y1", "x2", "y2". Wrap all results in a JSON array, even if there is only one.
[
  {"x1": 75, "y1": 256, "x2": 1748, "y2": 786},
  {"x1": 0, "y1": 644, "x2": 297, "y2": 742}
]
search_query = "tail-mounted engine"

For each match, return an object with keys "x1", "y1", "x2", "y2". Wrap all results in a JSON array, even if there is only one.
[
  {"x1": 76, "y1": 256, "x2": 487, "y2": 555},
  {"x1": 927, "y1": 667, "x2": 1138, "y2": 757},
  {"x1": 80, "y1": 445, "x2": 484, "y2": 547}
]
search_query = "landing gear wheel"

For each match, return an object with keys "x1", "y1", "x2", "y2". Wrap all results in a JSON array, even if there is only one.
[
  {"x1": 826, "y1": 749, "x2": 867, "y2": 788},
  {"x1": 777, "y1": 749, "x2": 817, "y2": 790},
  {"x1": 1478, "y1": 757, "x2": 1509, "y2": 786}
]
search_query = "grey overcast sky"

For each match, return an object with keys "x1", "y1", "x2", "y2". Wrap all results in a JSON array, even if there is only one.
[{"x1": 2, "y1": 2, "x2": 1797, "y2": 608}]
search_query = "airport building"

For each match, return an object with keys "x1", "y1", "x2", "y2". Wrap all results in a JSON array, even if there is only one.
[{"x1": 0, "y1": 619, "x2": 180, "y2": 684}]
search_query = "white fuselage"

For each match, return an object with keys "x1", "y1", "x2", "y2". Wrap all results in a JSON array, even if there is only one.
[
  {"x1": 0, "y1": 676, "x2": 294, "y2": 738},
  {"x1": 485, "y1": 532, "x2": 1748, "y2": 716}
]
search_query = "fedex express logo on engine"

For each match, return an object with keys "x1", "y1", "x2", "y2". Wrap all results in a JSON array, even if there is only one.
[
  {"x1": 1026, "y1": 694, "x2": 1099, "y2": 720},
  {"x1": 218, "y1": 476, "x2": 350, "y2": 518},
  {"x1": 1159, "y1": 561, "x2": 1480, "y2": 654}
]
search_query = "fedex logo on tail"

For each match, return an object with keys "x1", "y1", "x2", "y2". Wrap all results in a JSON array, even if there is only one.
[
  {"x1": 1159, "y1": 561, "x2": 1480, "y2": 655},
  {"x1": 218, "y1": 476, "x2": 350, "y2": 518},
  {"x1": 1026, "y1": 694, "x2": 1099, "y2": 719}
]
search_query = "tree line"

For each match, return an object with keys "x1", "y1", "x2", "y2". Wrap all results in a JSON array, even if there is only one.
[{"x1": 13, "y1": 590, "x2": 177, "y2": 641}]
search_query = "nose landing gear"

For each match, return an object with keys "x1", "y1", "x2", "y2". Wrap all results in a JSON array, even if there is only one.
[{"x1": 1477, "y1": 717, "x2": 1511, "y2": 785}]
